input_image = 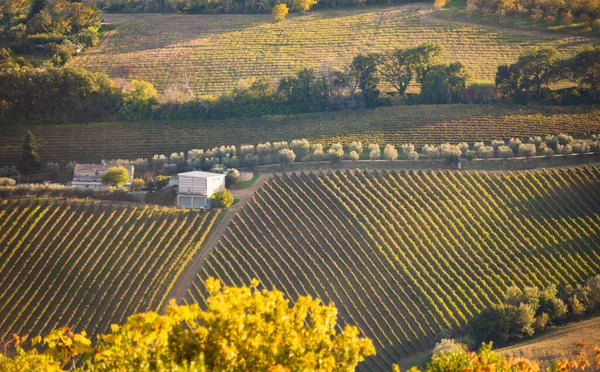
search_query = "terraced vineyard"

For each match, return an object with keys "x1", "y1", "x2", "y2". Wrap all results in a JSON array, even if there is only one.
[
  {"x1": 1, "y1": 105, "x2": 598, "y2": 166},
  {"x1": 0, "y1": 199, "x2": 219, "y2": 342},
  {"x1": 73, "y1": 4, "x2": 590, "y2": 95},
  {"x1": 186, "y1": 167, "x2": 600, "y2": 370}
]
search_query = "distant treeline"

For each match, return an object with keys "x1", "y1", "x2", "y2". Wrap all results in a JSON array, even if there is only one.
[
  {"x1": 1, "y1": 43, "x2": 598, "y2": 125},
  {"x1": 85, "y1": 0, "x2": 420, "y2": 14}
]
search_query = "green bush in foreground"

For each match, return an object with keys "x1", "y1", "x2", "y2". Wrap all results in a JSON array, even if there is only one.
[{"x1": 212, "y1": 189, "x2": 234, "y2": 208}]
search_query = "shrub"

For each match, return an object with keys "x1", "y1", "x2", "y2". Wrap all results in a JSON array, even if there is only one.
[
  {"x1": 273, "y1": 141, "x2": 289, "y2": 153},
  {"x1": 169, "y1": 152, "x2": 185, "y2": 165},
  {"x1": 278, "y1": 149, "x2": 296, "y2": 165},
  {"x1": 309, "y1": 144, "x2": 325, "y2": 161},
  {"x1": 210, "y1": 164, "x2": 225, "y2": 174},
  {"x1": 162, "y1": 163, "x2": 178, "y2": 175},
  {"x1": 290, "y1": 139, "x2": 310, "y2": 159},
  {"x1": 439, "y1": 143, "x2": 461, "y2": 160},
  {"x1": 491, "y1": 140, "x2": 505, "y2": 150},
  {"x1": 368, "y1": 144, "x2": 380, "y2": 160},
  {"x1": 225, "y1": 168, "x2": 240, "y2": 187},
  {"x1": 407, "y1": 151, "x2": 419, "y2": 160},
  {"x1": 458, "y1": 142, "x2": 470, "y2": 155},
  {"x1": 213, "y1": 189, "x2": 235, "y2": 208},
  {"x1": 0, "y1": 177, "x2": 16, "y2": 186},
  {"x1": 541, "y1": 147, "x2": 554, "y2": 156},
  {"x1": 293, "y1": 0, "x2": 317, "y2": 13},
  {"x1": 257, "y1": 142, "x2": 272, "y2": 156},
  {"x1": 473, "y1": 142, "x2": 485, "y2": 151},
  {"x1": 465, "y1": 82, "x2": 497, "y2": 103},
  {"x1": 0, "y1": 166, "x2": 17, "y2": 177},
  {"x1": 477, "y1": 146, "x2": 494, "y2": 158},
  {"x1": 507, "y1": 138, "x2": 522, "y2": 152},
  {"x1": 518, "y1": 143, "x2": 536, "y2": 157},
  {"x1": 328, "y1": 143, "x2": 344, "y2": 161},
  {"x1": 383, "y1": 144, "x2": 398, "y2": 160},
  {"x1": 272, "y1": 4, "x2": 289, "y2": 21},
  {"x1": 572, "y1": 142, "x2": 590, "y2": 153},
  {"x1": 101, "y1": 166, "x2": 130, "y2": 187},
  {"x1": 239, "y1": 145, "x2": 255, "y2": 157},
  {"x1": 130, "y1": 178, "x2": 145, "y2": 191},
  {"x1": 349, "y1": 151, "x2": 360, "y2": 161},
  {"x1": 496, "y1": 145, "x2": 513, "y2": 158},
  {"x1": 557, "y1": 133, "x2": 573, "y2": 145},
  {"x1": 401, "y1": 144, "x2": 415, "y2": 154},
  {"x1": 152, "y1": 155, "x2": 167, "y2": 170},
  {"x1": 348, "y1": 141, "x2": 363, "y2": 155},
  {"x1": 431, "y1": 339, "x2": 466, "y2": 357},
  {"x1": 423, "y1": 144, "x2": 439, "y2": 159}
]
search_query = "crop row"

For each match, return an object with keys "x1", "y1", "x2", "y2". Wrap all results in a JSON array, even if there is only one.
[
  {"x1": 1, "y1": 105, "x2": 598, "y2": 166},
  {"x1": 0, "y1": 199, "x2": 219, "y2": 341},
  {"x1": 73, "y1": 5, "x2": 589, "y2": 95},
  {"x1": 187, "y1": 167, "x2": 600, "y2": 370}
]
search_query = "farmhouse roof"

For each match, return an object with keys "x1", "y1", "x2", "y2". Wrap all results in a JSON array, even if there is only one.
[
  {"x1": 73, "y1": 163, "x2": 134, "y2": 183},
  {"x1": 178, "y1": 171, "x2": 225, "y2": 178}
]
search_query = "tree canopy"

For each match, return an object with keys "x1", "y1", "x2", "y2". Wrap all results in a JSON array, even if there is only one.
[{"x1": 101, "y1": 166, "x2": 130, "y2": 187}]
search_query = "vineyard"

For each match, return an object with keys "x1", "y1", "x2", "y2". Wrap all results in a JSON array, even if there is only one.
[
  {"x1": 185, "y1": 167, "x2": 600, "y2": 370},
  {"x1": 1, "y1": 105, "x2": 598, "y2": 166},
  {"x1": 72, "y1": 4, "x2": 590, "y2": 95},
  {"x1": 0, "y1": 199, "x2": 219, "y2": 343}
]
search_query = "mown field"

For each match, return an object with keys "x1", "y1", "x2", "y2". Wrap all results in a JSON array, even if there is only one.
[
  {"x1": 0, "y1": 199, "x2": 219, "y2": 342},
  {"x1": 185, "y1": 167, "x2": 600, "y2": 370},
  {"x1": 1, "y1": 105, "x2": 599, "y2": 166},
  {"x1": 72, "y1": 4, "x2": 590, "y2": 95}
]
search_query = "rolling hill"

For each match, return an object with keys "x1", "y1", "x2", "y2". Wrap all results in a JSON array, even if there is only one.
[
  {"x1": 185, "y1": 166, "x2": 600, "y2": 370},
  {"x1": 72, "y1": 4, "x2": 591, "y2": 95},
  {"x1": 0, "y1": 199, "x2": 219, "y2": 342}
]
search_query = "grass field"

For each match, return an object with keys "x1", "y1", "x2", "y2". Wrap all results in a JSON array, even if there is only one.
[
  {"x1": 0, "y1": 199, "x2": 219, "y2": 343},
  {"x1": 1, "y1": 105, "x2": 599, "y2": 166},
  {"x1": 72, "y1": 4, "x2": 591, "y2": 95},
  {"x1": 500, "y1": 316, "x2": 600, "y2": 368},
  {"x1": 185, "y1": 166, "x2": 600, "y2": 370}
]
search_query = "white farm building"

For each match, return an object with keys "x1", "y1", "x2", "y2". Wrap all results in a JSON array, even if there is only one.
[{"x1": 177, "y1": 171, "x2": 226, "y2": 208}]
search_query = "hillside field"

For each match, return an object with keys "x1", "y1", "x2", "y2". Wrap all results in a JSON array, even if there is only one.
[
  {"x1": 0, "y1": 199, "x2": 219, "y2": 343},
  {"x1": 72, "y1": 4, "x2": 591, "y2": 95},
  {"x1": 1, "y1": 105, "x2": 599, "y2": 166},
  {"x1": 500, "y1": 316, "x2": 600, "y2": 368},
  {"x1": 185, "y1": 167, "x2": 600, "y2": 370}
]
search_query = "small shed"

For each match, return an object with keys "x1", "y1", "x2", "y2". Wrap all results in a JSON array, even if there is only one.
[
  {"x1": 177, "y1": 171, "x2": 226, "y2": 208},
  {"x1": 71, "y1": 163, "x2": 134, "y2": 190}
]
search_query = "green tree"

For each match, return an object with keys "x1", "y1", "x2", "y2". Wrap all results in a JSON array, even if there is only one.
[
  {"x1": 101, "y1": 166, "x2": 130, "y2": 187},
  {"x1": 17, "y1": 130, "x2": 42, "y2": 175},
  {"x1": 213, "y1": 188, "x2": 234, "y2": 208},
  {"x1": 277, "y1": 68, "x2": 328, "y2": 112},
  {"x1": 119, "y1": 79, "x2": 159, "y2": 120},
  {"x1": 569, "y1": 45, "x2": 600, "y2": 102},
  {"x1": 517, "y1": 47, "x2": 560, "y2": 100},
  {"x1": 130, "y1": 177, "x2": 145, "y2": 191},
  {"x1": 350, "y1": 54, "x2": 380, "y2": 108}
]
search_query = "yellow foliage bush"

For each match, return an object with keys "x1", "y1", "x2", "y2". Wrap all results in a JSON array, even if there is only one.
[{"x1": 272, "y1": 4, "x2": 289, "y2": 21}]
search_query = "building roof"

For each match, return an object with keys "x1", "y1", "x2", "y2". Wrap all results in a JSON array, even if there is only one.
[
  {"x1": 73, "y1": 163, "x2": 134, "y2": 183},
  {"x1": 178, "y1": 171, "x2": 225, "y2": 179}
]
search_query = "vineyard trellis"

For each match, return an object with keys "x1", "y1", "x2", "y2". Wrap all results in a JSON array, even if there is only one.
[
  {"x1": 186, "y1": 167, "x2": 600, "y2": 370},
  {"x1": 0, "y1": 199, "x2": 220, "y2": 343}
]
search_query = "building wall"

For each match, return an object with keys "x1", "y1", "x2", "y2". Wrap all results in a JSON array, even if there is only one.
[
  {"x1": 206, "y1": 176, "x2": 226, "y2": 196},
  {"x1": 179, "y1": 176, "x2": 207, "y2": 195}
]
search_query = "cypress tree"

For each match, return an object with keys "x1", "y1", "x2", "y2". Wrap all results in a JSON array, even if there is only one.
[{"x1": 18, "y1": 131, "x2": 42, "y2": 175}]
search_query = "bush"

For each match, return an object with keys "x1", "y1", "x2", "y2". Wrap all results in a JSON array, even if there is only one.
[
  {"x1": 517, "y1": 143, "x2": 536, "y2": 157},
  {"x1": 213, "y1": 189, "x2": 235, "y2": 208},
  {"x1": 0, "y1": 177, "x2": 16, "y2": 186},
  {"x1": 496, "y1": 145, "x2": 513, "y2": 158},
  {"x1": 278, "y1": 148, "x2": 296, "y2": 165},
  {"x1": 309, "y1": 144, "x2": 325, "y2": 161},
  {"x1": 401, "y1": 144, "x2": 415, "y2": 155},
  {"x1": 101, "y1": 166, "x2": 130, "y2": 187},
  {"x1": 130, "y1": 178, "x2": 145, "y2": 191},
  {"x1": 507, "y1": 138, "x2": 522, "y2": 152},
  {"x1": 572, "y1": 142, "x2": 590, "y2": 153},
  {"x1": 439, "y1": 143, "x2": 461, "y2": 160},
  {"x1": 491, "y1": 140, "x2": 505, "y2": 150},
  {"x1": 290, "y1": 139, "x2": 310, "y2": 159},
  {"x1": 465, "y1": 82, "x2": 497, "y2": 103},
  {"x1": 348, "y1": 141, "x2": 363, "y2": 155},
  {"x1": 328, "y1": 143, "x2": 344, "y2": 161},
  {"x1": 431, "y1": 339, "x2": 466, "y2": 357},
  {"x1": 162, "y1": 163, "x2": 178, "y2": 175},
  {"x1": 272, "y1": 4, "x2": 289, "y2": 21},
  {"x1": 423, "y1": 144, "x2": 439, "y2": 159},
  {"x1": 383, "y1": 144, "x2": 398, "y2": 160},
  {"x1": 458, "y1": 142, "x2": 470, "y2": 155},
  {"x1": 476, "y1": 146, "x2": 494, "y2": 158},
  {"x1": 349, "y1": 151, "x2": 360, "y2": 161},
  {"x1": 469, "y1": 304, "x2": 534, "y2": 347},
  {"x1": 225, "y1": 168, "x2": 240, "y2": 187},
  {"x1": 368, "y1": 144, "x2": 380, "y2": 160},
  {"x1": 407, "y1": 150, "x2": 419, "y2": 160}
]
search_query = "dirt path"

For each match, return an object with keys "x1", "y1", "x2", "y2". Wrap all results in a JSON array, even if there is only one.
[{"x1": 166, "y1": 173, "x2": 272, "y2": 305}]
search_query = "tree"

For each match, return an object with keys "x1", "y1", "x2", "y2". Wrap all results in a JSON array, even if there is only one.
[
  {"x1": 420, "y1": 62, "x2": 469, "y2": 104},
  {"x1": 350, "y1": 54, "x2": 380, "y2": 108},
  {"x1": 101, "y1": 166, "x2": 130, "y2": 187},
  {"x1": 130, "y1": 177, "x2": 145, "y2": 191},
  {"x1": 277, "y1": 68, "x2": 328, "y2": 112},
  {"x1": 1, "y1": 279, "x2": 375, "y2": 370},
  {"x1": 569, "y1": 45, "x2": 600, "y2": 102},
  {"x1": 119, "y1": 79, "x2": 159, "y2": 120},
  {"x1": 293, "y1": 0, "x2": 317, "y2": 13},
  {"x1": 18, "y1": 131, "x2": 42, "y2": 175},
  {"x1": 516, "y1": 47, "x2": 560, "y2": 100},
  {"x1": 272, "y1": 4, "x2": 288, "y2": 21},
  {"x1": 213, "y1": 188, "x2": 234, "y2": 208}
]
